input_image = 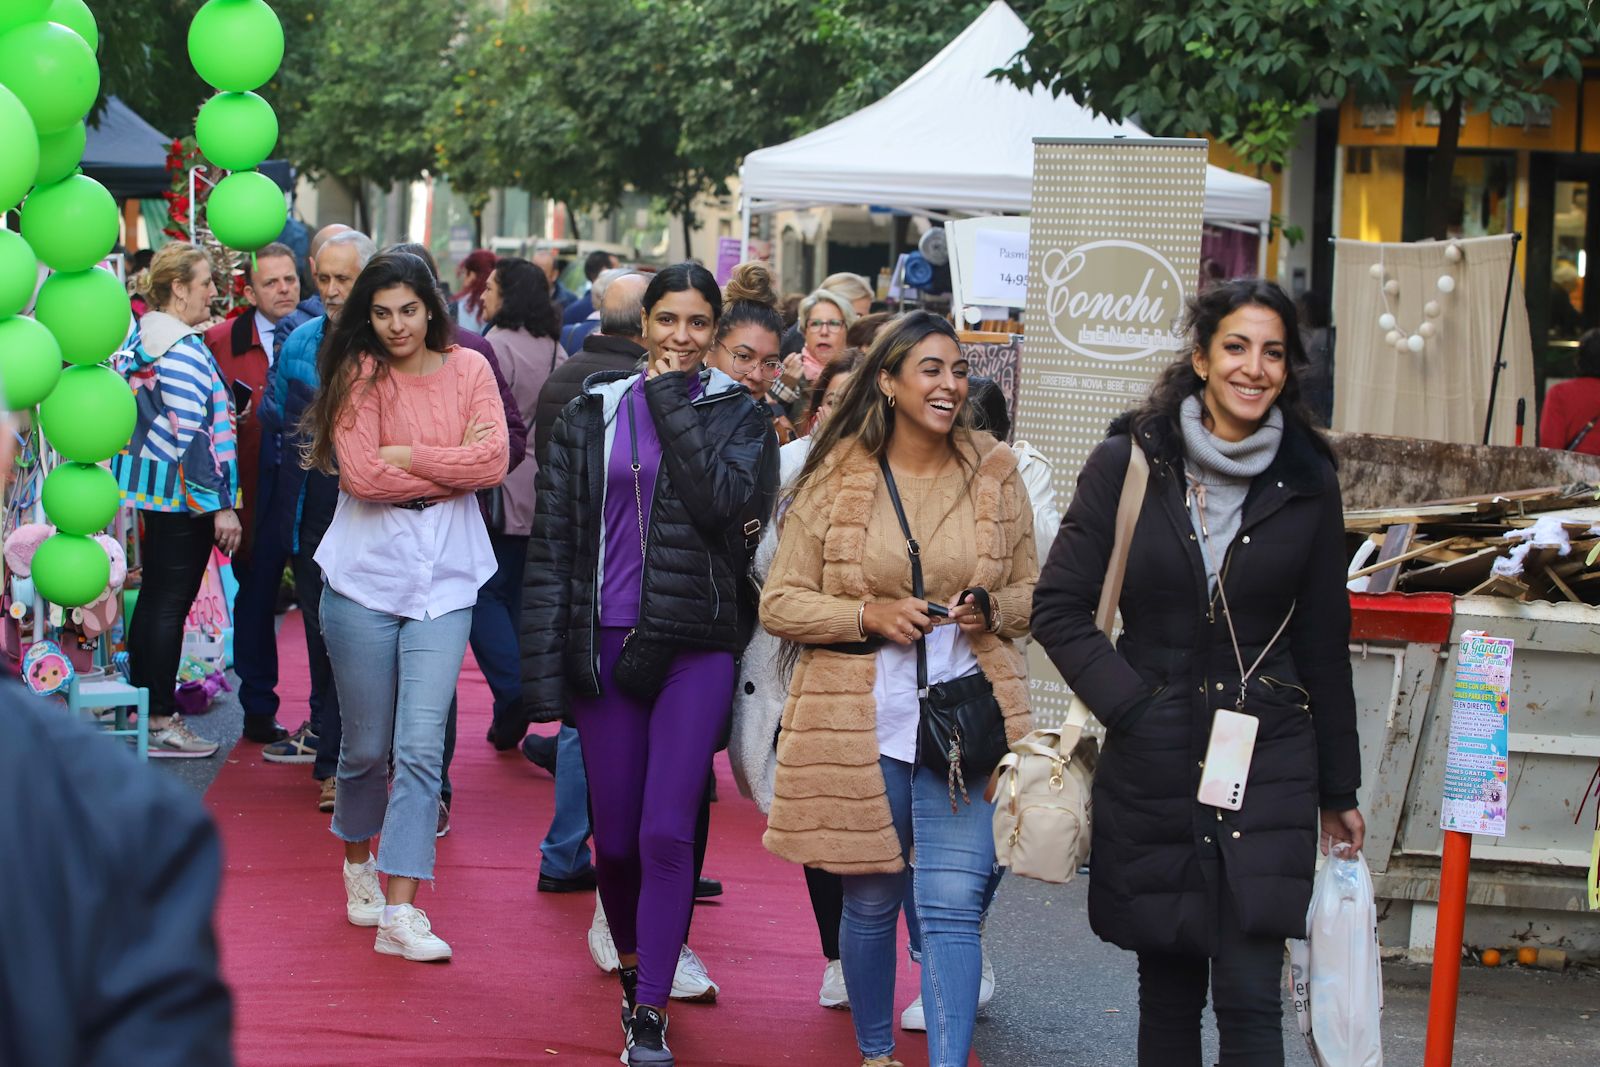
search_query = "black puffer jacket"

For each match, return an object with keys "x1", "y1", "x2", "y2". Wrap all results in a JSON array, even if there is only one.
[
  {"x1": 520, "y1": 365, "x2": 779, "y2": 721},
  {"x1": 1032, "y1": 410, "x2": 1359, "y2": 958}
]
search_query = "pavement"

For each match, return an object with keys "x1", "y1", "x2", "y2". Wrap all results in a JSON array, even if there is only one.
[
  {"x1": 156, "y1": 676, "x2": 1600, "y2": 1066},
  {"x1": 975, "y1": 873, "x2": 1600, "y2": 1066}
]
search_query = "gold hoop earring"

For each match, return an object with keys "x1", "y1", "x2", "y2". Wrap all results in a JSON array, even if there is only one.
[{"x1": 886, "y1": 393, "x2": 896, "y2": 409}]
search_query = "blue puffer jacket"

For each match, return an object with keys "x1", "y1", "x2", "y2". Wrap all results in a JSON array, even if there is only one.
[{"x1": 257, "y1": 316, "x2": 338, "y2": 555}]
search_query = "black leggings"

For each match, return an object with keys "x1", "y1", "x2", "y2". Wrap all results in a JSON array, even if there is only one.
[
  {"x1": 805, "y1": 865, "x2": 844, "y2": 961},
  {"x1": 1135, "y1": 883, "x2": 1286, "y2": 1066},
  {"x1": 128, "y1": 511, "x2": 216, "y2": 719}
]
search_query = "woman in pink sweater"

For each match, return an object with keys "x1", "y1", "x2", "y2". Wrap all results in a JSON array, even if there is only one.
[{"x1": 302, "y1": 251, "x2": 509, "y2": 963}]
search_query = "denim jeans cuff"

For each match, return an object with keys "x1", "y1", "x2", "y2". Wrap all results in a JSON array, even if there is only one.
[{"x1": 329, "y1": 820, "x2": 381, "y2": 845}]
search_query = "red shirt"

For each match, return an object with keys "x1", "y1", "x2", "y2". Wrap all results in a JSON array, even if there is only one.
[{"x1": 1538, "y1": 377, "x2": 1600, "y2": 454}]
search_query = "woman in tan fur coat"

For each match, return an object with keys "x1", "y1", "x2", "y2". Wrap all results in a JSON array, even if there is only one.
[{"x1": 760, "y1": 312, "x2": 1037, "y2": 1067}]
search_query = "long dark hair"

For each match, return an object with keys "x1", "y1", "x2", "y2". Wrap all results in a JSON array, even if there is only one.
[
  {"x1": 301, "y1": 252, "x2": 454, "y2": 474},
  {"x1": 488, "y1": 256, "x2": 561, "y2": 341},
  {"x1": 788, "y1": 311, "x2": 971, "y2": 501},
  {"x1": 803, "y1": 348, "x2": 865, "y2": 432},
  {"x1": 1133, "y1": 277, "x2": 1330, "y2": 459}
]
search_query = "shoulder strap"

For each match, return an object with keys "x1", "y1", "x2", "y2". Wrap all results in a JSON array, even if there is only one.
[
  {"x1": 1567, "y1": 414, "x2": 1600, "y2": 452},
  {"x1": 878, "y1": 455, "x2": 929, "y2": 698},
  {"x1": 1064, "y1": 440, "x2": 1149, "y2": 733}
]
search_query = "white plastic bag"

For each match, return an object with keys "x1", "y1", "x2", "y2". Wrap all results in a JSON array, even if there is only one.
[{"x1": 1286, "y1": 845, "x2": 1384, "y2": 1066}]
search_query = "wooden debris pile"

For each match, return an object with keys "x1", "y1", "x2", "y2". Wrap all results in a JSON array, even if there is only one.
[{"x1": 1344, "y1": 484, "x2": 1600, "y2": 604}]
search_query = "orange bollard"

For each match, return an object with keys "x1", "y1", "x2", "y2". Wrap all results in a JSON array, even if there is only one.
[{"x1": 1424, "y1": 829, "x2": 1473, "y2": 1066}]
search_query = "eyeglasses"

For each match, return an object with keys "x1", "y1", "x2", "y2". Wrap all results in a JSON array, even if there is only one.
[
  {"x1": 719, "y1": 342, "x2": 783, "y2": 376},
  {"x1": 806, "y1": 319, "x2": 846, "y2": 333}
]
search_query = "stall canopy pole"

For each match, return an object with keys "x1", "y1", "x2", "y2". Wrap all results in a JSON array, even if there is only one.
[
  {"x1": 1424, "y1": 829, "x2": 1473, "y2": 1066},
  {"x1": 1481, "y1": 230, "x2": 1523, "y2": 446},
  {"x1": 738, "y1": 168, "x2": 751, "y2": 263}
]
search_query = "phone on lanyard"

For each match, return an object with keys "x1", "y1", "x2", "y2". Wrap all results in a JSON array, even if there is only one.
[{"x1": 1197, "y1": 708, "x2": 1259, "y2": 811}]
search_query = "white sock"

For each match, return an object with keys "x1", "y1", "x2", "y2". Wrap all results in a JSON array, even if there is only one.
[{"x1": 382, "y1": 904, "x2": 408, "y2": 924}]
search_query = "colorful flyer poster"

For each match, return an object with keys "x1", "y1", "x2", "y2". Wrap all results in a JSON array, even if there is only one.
[{"x1": 1440, "y1": 632, "x2": 1513, "y2": 837}]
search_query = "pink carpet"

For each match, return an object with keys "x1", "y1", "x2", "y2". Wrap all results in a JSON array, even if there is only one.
[{"x1": 207, "y1": 609, "x2": 976, "y2": 1065}]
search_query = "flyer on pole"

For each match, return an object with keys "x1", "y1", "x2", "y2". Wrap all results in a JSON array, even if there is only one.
[{"x1": 1440, "y1": 632, "x2": 1513, "y2": 837}]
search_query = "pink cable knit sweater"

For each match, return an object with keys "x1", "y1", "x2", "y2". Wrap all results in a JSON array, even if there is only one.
[{"x1": 331, "y1": 345, "x2": 509, "y2": 502}]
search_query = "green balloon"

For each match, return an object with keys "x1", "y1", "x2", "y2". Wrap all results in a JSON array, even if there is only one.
[
  {"x1": 21, "y1": 174, "x2": 118, "y2": 272},
  {"x1": 188, "y1": 0, "x2": 284, "y2": 93},
  {"x1": 0, "y1": 230, "x2": 38, "y2": 318},
  {"x1": 31, "y1": 532, "x2": 109, "y2": 608},
  {"x1": 34, "y1": 268, "x2": 131, "y2": 366},
  {"x1": 34, "y1": 121, "x2": 85, "y2": 186},
  {"x1": 0, "y1": 0, "x2": 49, "y2": 36},
  {"x1": 0, "y1": 20, "x2": 98, "y2": 134},
  {"x1": 0, "y1": 84, "x2": 39, "y2": 212},
  {"x1": 46, "y1": 0, "x2": 96, "y2": 51},
  {"x1": 0, "y1": 315, "x2": 62, "y2": 409},
  {"x1": 41, "y1": 462, "x2": 119, "y2": 535},
  {"x1": 39, "y1": 364, "x2": 135, "y2": 463},
  {"x1": 196, "y1": 92, "x2": 279, "y2": 171},
  {"x1": 205, "y1": 170, "x2": 287, "y2": 252}
]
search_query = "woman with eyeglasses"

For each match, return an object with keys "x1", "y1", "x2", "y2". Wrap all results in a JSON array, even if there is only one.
[
  {"x1": 770, "y1": 287, "x2": 858, "y2": 424},
  {"x1": 707, "y1": 263, "x2": 793, "y2": 442}
]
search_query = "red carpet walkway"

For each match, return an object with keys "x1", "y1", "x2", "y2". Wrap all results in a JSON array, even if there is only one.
[{"x1": 209, "y1": 610, "x2": 972, "y2": 1066}]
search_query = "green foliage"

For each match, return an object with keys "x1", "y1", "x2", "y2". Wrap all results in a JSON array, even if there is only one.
[{"x1": 1004, "y1": 0, "x2": 1599, "y2": 170}]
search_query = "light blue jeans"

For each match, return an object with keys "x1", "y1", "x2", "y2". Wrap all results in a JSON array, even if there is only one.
[
  {"x1": 321, "y1": 585, "x2": 472, "y2": 880},
  {"x1": 841, "y1": 756, "x2": 996, "y2": 1066},
  {"x1": 538, "y1": 724, "x2": 595, "y2": 879}
]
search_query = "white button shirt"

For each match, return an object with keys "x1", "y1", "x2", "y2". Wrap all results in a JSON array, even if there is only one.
[{"x1": 314, "y1": 493, "x2": 497, "y2": 621}]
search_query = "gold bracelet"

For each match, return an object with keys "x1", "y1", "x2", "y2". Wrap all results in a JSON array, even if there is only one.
[{"x1": 858, "y1": 602, "x2": 867, "y2": 640}]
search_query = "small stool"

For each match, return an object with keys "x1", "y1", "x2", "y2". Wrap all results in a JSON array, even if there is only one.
[{"x1": 67, "y1": 675, "x2": 151, "y2": 759}]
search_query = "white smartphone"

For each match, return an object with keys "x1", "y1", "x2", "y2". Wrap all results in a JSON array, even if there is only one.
[{"x1": 1197, "y1": 708, "x2": 1259, "y2": 811}]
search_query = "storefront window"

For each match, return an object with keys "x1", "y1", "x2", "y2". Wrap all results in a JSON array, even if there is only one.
[{"x1": 1549, "y1": 180, "x2": 1587, "y2": 341}]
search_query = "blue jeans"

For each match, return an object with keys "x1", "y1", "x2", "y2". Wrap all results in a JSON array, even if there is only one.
[
  {"x1": 539, "y1": 724, "x2": 594, "y2": 879},
  {"x1": 230, "y1": 507, "x2": 290, "y2": 723},
  {"x1": 841, "y1": 756, "x2": 995, "y2": 1066},
  {"x1": 290, "y1": 550, "x2": 340, "y2": 781},
  {"x1": 469, "y1": 533, "x2": 527, "y2": 733},
  {"x1": 320, "y1": 586, "x2": 472, "y2": 880}
]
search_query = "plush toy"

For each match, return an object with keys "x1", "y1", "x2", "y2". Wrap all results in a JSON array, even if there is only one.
[
  {"x1": 22, "y1": 639, "x2": 75, "y2": 699},
  {"x1": 2, "y1": 524, "x2": 126, "y2": 614},
  {"x1": 3, "y1": 523, "x2": 53, "y2": 576}
]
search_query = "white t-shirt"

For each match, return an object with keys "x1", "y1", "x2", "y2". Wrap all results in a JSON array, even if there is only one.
[
  {"x1": 314, "y1": 493, "x2": 497, "y2": 621},
  {"x1": 872, "y1": 625, "x2": 980, "y2": 764}
]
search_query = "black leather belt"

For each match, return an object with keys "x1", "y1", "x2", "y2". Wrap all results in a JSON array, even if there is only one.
[{"x1": 393, "y1": 498, "x2": 440, "y2": 511}]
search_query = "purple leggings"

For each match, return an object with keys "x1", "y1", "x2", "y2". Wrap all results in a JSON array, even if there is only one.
[{"x1": 574, "y1": 628, "x2": 735, "y2": 1007}]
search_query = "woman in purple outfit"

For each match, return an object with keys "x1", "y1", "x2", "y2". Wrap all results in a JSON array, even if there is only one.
[{"x1": 519, "y1": 262, "x2": 779, "y2": 1066}]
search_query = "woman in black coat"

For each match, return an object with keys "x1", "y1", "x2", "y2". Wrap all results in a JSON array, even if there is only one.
[{"x1": 1033, "y1": 278, "x2": 1365, "y2": 1066}]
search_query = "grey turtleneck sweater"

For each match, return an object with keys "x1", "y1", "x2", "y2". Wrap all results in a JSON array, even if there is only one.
[{"x1": 1180, "y1": 393, "x2": 1283, "y2": 590}]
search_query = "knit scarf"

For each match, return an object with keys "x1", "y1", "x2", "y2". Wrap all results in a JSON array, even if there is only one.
[{"x1": 1180, "y1": 393, "x2": 1283, "y2": 589}]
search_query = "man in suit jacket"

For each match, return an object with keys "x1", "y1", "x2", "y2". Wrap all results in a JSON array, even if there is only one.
[{"x1": 204, "y1": 242, "x2": 311, "y2": 748}]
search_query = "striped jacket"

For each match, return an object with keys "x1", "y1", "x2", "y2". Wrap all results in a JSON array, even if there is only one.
[{"x1": 112, "y1": 311, "x2": 239, "y2": 514}]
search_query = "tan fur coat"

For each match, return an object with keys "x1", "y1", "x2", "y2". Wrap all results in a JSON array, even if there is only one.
[{"x1": 760, "y1": 434, "x2": 1036, "y2": 875}]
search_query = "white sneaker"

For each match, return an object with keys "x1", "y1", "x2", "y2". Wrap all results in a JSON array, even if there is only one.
[
  {"x1": 374, "y1": 904, "x2": 452, "y2": 962},
  {"x1": 901, "y1": 995, "x2": 926, "y2": 1032},
  {"x1": 818, "y1": 958, "x2": 849, "y2": 1009},
  {"x1": 670, "y1": 943, "x2": 719, "y2": 1003},
  {"x1": 149, "y1": 714, "x2": 219, "y2": 758},
  {"x1": 978, "y1": 947, "x2": 996, "y2": 1008},
  {"x1": 343, "y1": 859, "x2": 383, "y2": 927},
  {"x1": 589, "y1": 893, "x2": 620, "y2": 973}
]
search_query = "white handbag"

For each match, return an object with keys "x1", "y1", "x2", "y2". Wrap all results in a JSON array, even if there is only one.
[{"x1": 989, "y1": 443, "x2": 1148, "y2": 883}]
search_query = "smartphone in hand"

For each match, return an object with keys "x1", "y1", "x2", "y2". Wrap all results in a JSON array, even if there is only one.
[{"x1": 230, "y1": 379, "x2": 254, "y2": 413}]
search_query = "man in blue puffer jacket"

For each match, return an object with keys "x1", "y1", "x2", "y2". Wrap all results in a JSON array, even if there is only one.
[{"x1": 257, "y1": 230, "x2": 375, "y2": 812}]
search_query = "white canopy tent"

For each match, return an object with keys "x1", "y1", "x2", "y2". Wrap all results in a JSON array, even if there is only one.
[{"x1": 738, "y1": 0, "x2": 1272, "y2": 256}]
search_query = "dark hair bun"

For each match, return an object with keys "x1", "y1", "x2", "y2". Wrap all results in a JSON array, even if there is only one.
[{"x1": 723, "y1": 262, "x2": 778, "y2": 308}]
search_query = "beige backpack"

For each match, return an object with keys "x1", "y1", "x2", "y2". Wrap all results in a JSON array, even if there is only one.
[{"x1": 989, "y1": 443, "x2": 1148, "y2": 883}]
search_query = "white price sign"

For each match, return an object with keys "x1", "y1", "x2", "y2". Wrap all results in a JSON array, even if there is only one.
[{"x1": 972, "y1": 228, "x2": 1030, "y2": 307}]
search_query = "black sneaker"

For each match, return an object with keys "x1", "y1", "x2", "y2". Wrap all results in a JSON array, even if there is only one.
[
  {"x1": 626, "y1": 1005, "x2": 672, "y2": 1066},
  {"x1": 520, "y1": 732, "x2": 558, "y2": 775}
]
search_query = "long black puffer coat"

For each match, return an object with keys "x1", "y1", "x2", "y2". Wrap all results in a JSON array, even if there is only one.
[
  {"x1": 519, "y1": 365, "x2": 779, "y2": 722},
  {"x1": 1032, "y1": 409, "x2": 1360, "y2": 957}
]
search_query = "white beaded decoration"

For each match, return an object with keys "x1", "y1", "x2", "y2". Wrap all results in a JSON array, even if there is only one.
[
  {"x1": 1419, "y1": 321, "x2": 1436, "y2": 338},
  {"x1": 1385, "y1": 329, "x2": 1402, "y2": 346},
  {"x1": 1423, "y1": 300, "x2": 1441, "y2": 318},
  {"x1": 1372, "y1": 245, "x2": 1458, "y2": 356},
  {"x1": 1437, "y1": 274, "x2": 1456, "y2": 293},
  {"x1": 1379, "y1": 313, "x2": 1396, "y2": 330},
  {"x1": 1407, "y1": 334, "x2": 1425, "y2": 352},
  {"x1": 1383, "y1": 279, "x2": 1400, "y2": 295},
  {"x1": 1369, "y1": 263, "x2": 1386, "y2": 279},
  {"x1": 1444, "y1": 243, "x2": 1462, "y2": 262}
]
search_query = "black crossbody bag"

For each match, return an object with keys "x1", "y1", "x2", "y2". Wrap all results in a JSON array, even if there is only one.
[{"x1": 878, "y1": 456, "x2": 1009, "y2": 810}]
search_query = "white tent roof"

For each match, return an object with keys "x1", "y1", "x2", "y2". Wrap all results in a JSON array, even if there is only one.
[{"x1": 740, "y1": 1, "x2": 1272, "y2": 224}]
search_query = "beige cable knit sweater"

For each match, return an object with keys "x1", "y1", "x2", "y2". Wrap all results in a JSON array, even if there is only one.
[{"x1": 759, "y1": 433, "x2": 1038, "y2": 874}]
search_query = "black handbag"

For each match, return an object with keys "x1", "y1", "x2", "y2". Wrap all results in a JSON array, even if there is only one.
[
  {"x1": 476, "y1": 485, "x2": 506, "y2": 533},
  {"x1": 877, "y1": 456, "x2": 1009, "y2": 810}
]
